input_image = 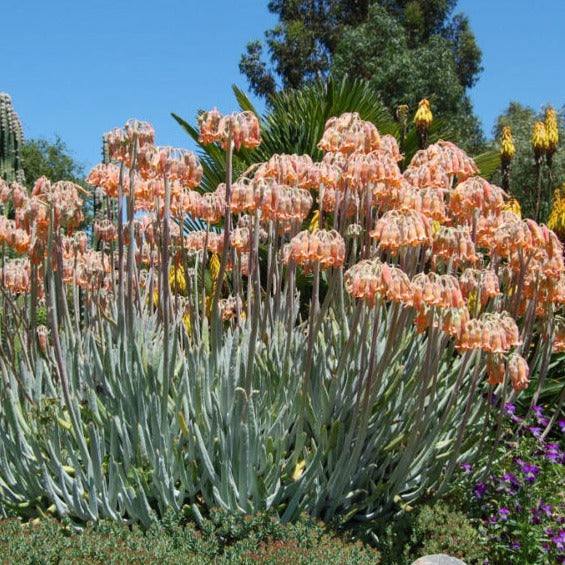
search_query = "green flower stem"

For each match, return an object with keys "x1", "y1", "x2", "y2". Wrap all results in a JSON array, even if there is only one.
[
  {"x1": 126, "y1": 138, "x2": 138, "y2": 338},
  {"x1": 210, "y1": 124, "x2": 234, "y2": 347}
]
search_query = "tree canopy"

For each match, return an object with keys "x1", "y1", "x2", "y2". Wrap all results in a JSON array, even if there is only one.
[
  {"x1": 21, "y1": 136, "x2": 85, "y2": 187},
  {"x1": 239, "y1": 0, "x2": 484, "y2": 150}
]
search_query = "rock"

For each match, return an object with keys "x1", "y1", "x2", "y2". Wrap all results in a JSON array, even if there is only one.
[{"x1": 411, "y1": 555, "x2": 467, "y2": 565}]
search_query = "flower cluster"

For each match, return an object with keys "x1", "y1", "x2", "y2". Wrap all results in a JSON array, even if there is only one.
[
  {"x1": 281, "y1": 229, "x2": 345, "y2": 272},
  {"x1": 457, "y1": 404, "x2": 564, "y2": 563},
  {"x1": 198, "y1": 109, "x2": 261, "y2": 151}
]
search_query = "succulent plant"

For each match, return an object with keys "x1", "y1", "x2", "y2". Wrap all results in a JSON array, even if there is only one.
[
  {"x1": 0, "y1": 93, "x2": 25, "y2": 183},
  {"x1": 0, "y1": 111, "x2": 562, "y2": 532}
]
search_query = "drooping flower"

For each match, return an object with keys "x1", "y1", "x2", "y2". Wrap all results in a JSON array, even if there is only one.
[
  {"x1": 508, "y1": 353, "x2": 530, "y2": 391},
  {"x1": 432, "y1": 226, "x2": 479, "y2": 267},
  {"x1": 457, "y1": 312, "x2": 520, "y2": 353},
  {"x1": 344, "y1": 259, "x2": 413, "y2": 307},
  {"x1": 105, "y1": 119, "x2": 155, "y2": 166},
  {"x1": 281, "y1": 229, "x2": 345, "y2": 271},
  {"x1": 198, "y1": 109, "x2": 261, "y2": 151},
  {"x1": 318, "y1": 112, "x2": 381, "y2": 154},
  {"x1": 370, "y1": 209, "x2": 433, "y2": 253}
]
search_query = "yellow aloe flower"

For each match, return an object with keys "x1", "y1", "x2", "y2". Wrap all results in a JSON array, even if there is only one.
[
  {"x1": 500, "y1": 126, "x2": 516, "y2": 162},
  {"x1": 414, "y1": 99, "x2": 433, "y2": 132},
  {"x1": 467, "y1": 291, "x2": 479, "y2": 315},
  {"x1": 532, "y1": 121, "x2": 549, "y2": 158},
  {"x1": 545, "y1": 107, "x2": 559, "y2": 155},
  {"x1": 548, "y1": 188, "x2": 565, "y2": 239},
  {"x1": 182, "y1": 311, "x2": 192, "y2": 336},
  {"x1": 309, "y1": 210, "x2": 320, "y2": 232},
  {"x1": 503, "y1": 198, "x2": 521, "y2": 218},
  {"x1": 169, "y1": 264, "x2": 187, "y2": 296},
  {"x1": 209, "y1": 253, "x2": 221, "y2": 284}
]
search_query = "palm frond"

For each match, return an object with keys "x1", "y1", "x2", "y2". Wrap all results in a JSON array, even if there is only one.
[{"x1": 474, "y1": 150, "x2": 501, "y2": 180}]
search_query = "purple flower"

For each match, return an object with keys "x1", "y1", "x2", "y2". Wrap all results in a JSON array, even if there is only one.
[
  {"x1": 545, "y1": 443, "x2": 564, "y2": 463},
  {"x1": 529, "y1": 426, "x2": 542, "y2": 438},
  {"x1": 508, "y1": 539, "x2": 521, "y2": 550},
  {"x1": 500, "y1": 472, "x2": 522, "y2": 493},
  {"x1": 498, "y1": 507, "x2": 510, "y2": 521},
  {"x1": 505, "y1": 403, "x2": 516, "y2": 415},
  {"x1": 530, "y1": 406, "x2": 549, "y2": 425},
  {"x1": 558, "y1": 419, "x2": 565, "y2": 433},
  {"x1": 474, "y1": 482, "x2": 487, "y2": 499},
  {"x1": 516, "y1": 459, "x2": 540, "y2": 482},
  {"x1": 541, "y1": 503, "x2": 553, "y2": 518},
  {"x1": 460, "y1": 462, "x2": 472, "y2": 474},
  {"x1": 553, "y1": 530, "x2": 565, "y2": 551}
]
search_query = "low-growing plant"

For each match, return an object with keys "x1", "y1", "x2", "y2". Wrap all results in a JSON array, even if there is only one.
[
  {"x1": 0, "y1": 510, "x2": 381, "y2": 564},
  {"x1": 377, "y1": 500, "x2": 487, "y2": 564},
  {"x1": 454, "y1": 403, "x2": 565, "y2": 564}
]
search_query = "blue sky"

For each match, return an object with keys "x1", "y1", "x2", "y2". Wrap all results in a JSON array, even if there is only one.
[{"x1": 2, "y1": 1, "x2": 564, "y2": 172}]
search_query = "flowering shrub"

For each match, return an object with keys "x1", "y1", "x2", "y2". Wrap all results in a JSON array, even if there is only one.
[
  {"x1": 456, "y1": 404, "x2": 565, "y2": 563},
  {"x1": 0, "y1": 108, "x2": 563, "y2": 528}
]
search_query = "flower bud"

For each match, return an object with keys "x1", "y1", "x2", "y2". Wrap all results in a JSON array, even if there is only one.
[{"x1": 396, "y1": 104, "x2": 410, "y2": 128}]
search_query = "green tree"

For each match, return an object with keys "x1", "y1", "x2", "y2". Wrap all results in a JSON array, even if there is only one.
[
  {"x1": 492, "y1": 102, "x2": 565, "y2": 221},
  {"x1": 21, "y1": 135, "x2": 85, "y2": 187},
  {"x1": 331, "y1": 4, "x2": 483, "y2": 151},
  {"x1": 240, "y1": 1, "x2": 483, "y2": 149}
]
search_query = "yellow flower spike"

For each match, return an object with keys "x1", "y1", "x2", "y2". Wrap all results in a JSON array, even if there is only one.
[
  {"x1": 209, "y1": 253, "x2": 220, "y2": 284},
  {"x1": 532, "y1": 121, "x2": 549, "y2": 159},
  {"x1": 396, "y1": 104, "x2": 410, "y2": 128},
  {"x1": 309, "y1": 210, "x2": 320, "y2": 232},
  {"x1": 467, "y1": 290, "x2": 479, "y2": 315},
  {"x1": 545, "y1": 107, "x2": 559, "y2": 155},
  {"x1": 548, "y1": 187, "x2": 565, "y2": 239},
  {"x1": 414, "y1": 99, "x2": 433, "y2": 132},
  {"x1": 503, "y1": 198, "x2": 521, "y2": 218},
  {"x1": 500, "y1": 126, "x2": 516, "y2": 163},
  {"x1": 291, "y1": 459, "x2": 306, "y2": 481},
  {"x1": 182, "y1": 312, "x2": 192, "y2": 336},
  {"x1": 169, "y1": 264, "x2": 187, "y2": 296}
]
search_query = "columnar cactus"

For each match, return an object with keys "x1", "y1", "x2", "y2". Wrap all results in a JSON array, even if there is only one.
[{"x1": 0, "y1": 93, "x2": 25, "y2": 183}]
